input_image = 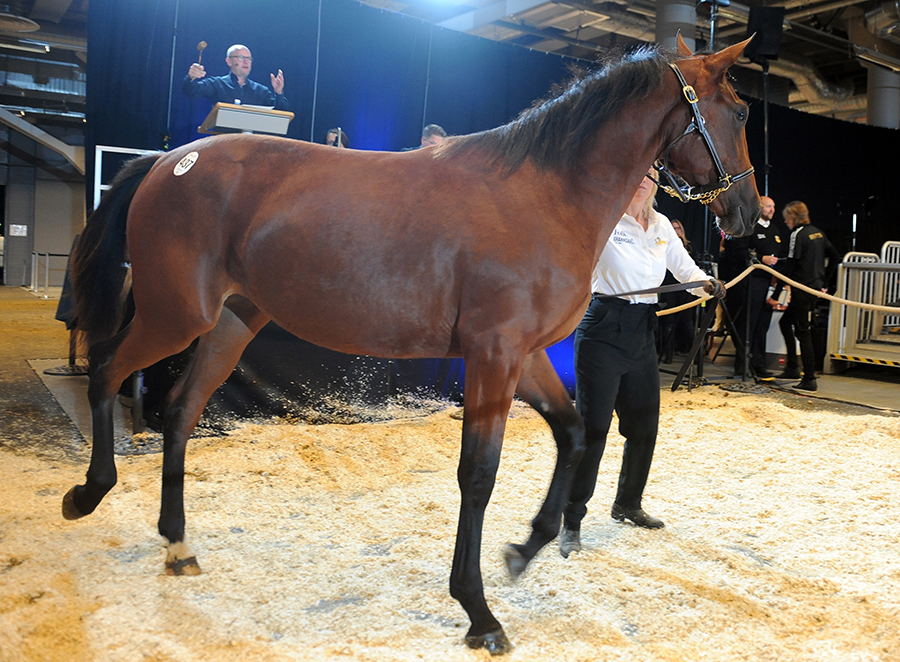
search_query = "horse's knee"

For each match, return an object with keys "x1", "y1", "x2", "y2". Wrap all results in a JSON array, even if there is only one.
[{"x1": 458, "y1": 461, "x2": 501, "y2": 508}]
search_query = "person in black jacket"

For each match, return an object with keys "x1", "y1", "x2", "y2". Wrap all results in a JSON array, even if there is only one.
[
  {"x1": 719, "y1": 195, "x2": 786, "y2": 378},
  {"x1": 779, "y1": 200, "x2": 839, "y2": 392}
]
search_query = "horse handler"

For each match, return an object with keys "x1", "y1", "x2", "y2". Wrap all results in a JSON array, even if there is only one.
[{"x1": 560, "y1": 170, "x2": 726, "y2": 557}]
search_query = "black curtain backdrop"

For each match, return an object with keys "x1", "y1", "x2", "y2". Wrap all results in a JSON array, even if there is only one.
[
  {"x1": 87, "y1": 0, "x2": 899, "y2": 417},
  {"x1": 661, "y1": 94, "x2": 899, "y2": 265}
]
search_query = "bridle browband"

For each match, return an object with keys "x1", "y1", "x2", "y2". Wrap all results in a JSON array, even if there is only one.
[{"x1": 651, "y1": 62, "x2": 754, "y2": 206}]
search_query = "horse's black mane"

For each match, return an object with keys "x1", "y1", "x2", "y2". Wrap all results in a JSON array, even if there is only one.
[{"x1": 445, "y1": 45, "x2": 681, "y2": 173}]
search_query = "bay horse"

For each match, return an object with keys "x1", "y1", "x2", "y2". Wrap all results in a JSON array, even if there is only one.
[{"x1": 65, "y1": 37, "x2": 759, "y2": 654}]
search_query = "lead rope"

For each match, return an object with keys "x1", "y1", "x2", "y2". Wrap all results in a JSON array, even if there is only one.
[{"x1": 657, "y1": 263, "x2": 900, "y2": 317}]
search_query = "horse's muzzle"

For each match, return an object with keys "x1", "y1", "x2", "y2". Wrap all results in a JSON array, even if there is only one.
[{"x1": 716, "y1": 202, "x2": 760, "y2": 238}]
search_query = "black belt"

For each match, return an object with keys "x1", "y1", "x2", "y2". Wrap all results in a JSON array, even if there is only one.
[
  {"x1": 590, "y1": 295, "x2": 651, "y2": 308},
  {"x1": 591, "y1": 279, "x2": 709, "y2": 302}
]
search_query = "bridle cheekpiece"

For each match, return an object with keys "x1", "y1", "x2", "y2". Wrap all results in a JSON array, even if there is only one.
[{"x1": 651, "y1": 62, "x2": 754, "y2": 206}]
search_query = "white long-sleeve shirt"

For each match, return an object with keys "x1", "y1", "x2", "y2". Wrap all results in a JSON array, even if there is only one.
[{"x1": 591, "y1": 209, "x2": 711, "y2": 304}]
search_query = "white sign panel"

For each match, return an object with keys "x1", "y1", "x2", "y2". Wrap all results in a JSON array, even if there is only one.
[{"x1": 9, "y1": 224, "x2": 27, "y2": 237}]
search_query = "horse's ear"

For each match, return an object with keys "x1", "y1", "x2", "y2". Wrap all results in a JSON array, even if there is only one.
[
  {"x1": 709, "y1": 36, "x2": 754, "y2": 71},
  {"x1": 676, "y1": 32, "x2": 693, "y2": 57}
]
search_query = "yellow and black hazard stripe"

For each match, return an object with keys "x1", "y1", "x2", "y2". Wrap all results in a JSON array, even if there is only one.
[{"x1": 831, "y1": 354, "x2": 900, "y2": 367}]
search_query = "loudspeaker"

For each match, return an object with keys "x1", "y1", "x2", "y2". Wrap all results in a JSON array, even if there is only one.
[{"x1": 745, "y1": 6, "x2": 785, "y2": 62}]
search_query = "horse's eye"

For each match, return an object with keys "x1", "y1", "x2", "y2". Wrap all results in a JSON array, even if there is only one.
[{"x1": 736, "y1": 108, "x2": 748, "y2": 124}]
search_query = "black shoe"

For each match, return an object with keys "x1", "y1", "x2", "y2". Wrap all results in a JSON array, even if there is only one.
[
  {"x1": 754, "y1": 367, "x2": 773, "y2": 378},
  {"x1": 611, "y1": 503, "x2": 664, "y2": 529},
  {"x1": 793, "y1": 379, "x2": 818, "y2": 392},
  {"x1": 778, "y1": 368, "x2": 801, "y2": 380},
  {"x1": 559, "y1": 526, "x2": 581, "y2": 558}
]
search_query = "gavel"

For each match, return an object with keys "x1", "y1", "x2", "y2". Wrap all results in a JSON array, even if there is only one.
[{"x1": 197, "y1": 41, "x2": 207, "y2": 64}]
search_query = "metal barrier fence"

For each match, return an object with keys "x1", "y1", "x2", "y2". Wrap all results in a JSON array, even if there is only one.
[
  {"x1": 28, "y1": 251, "x2": 69, "y2": 298},
  {"x1": 825, "y1": 249, "x2": 900, "y2": 372},
  {"x1": 882, "y1": 241, "x2": 900, "y2": 330}
]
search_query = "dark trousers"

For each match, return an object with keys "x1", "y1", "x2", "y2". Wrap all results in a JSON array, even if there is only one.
[
  {"x1": 565, "y1": 298, "x2": 660, "y2": 531},
  {"x1": 782, "y1": 288, "x2": 817, "y2": 379},
  {"x1": 751, "y1": 284, "x2": 774, "y2": 372},
  {"x1": 728, "y1": 276, "x2": 771, "y2": 374}
]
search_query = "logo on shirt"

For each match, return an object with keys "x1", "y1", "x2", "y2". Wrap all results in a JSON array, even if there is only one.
[
  {"x1": 775, "y1": 236, "x2": 781, "y2": 243},
  {"x1": 612, "y1": 228, "x2": 635, "y2": 245},
  {"x1": 173, "y1": 151, "x2": 199, "y2": 176},
  {"x1": 655, "y1": 237, "x2": 668, "y2": 246}
]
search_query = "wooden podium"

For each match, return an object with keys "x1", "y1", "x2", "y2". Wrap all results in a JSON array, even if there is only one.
[{"x1": 198, "y1": 102, "x2": 294, "y2": 136}]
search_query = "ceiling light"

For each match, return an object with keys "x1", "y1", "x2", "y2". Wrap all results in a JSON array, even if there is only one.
[
  {"x1": 855, "y1": 45, "x2": 900, "y2": 73},
  {"x1": 0, "y1": 39, "x2": 49, "y2": 53}
]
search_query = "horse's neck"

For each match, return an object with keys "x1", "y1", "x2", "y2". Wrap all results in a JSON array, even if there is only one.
[{"x1": 575, "y1": 88, "x2": 680, "y2": 266}]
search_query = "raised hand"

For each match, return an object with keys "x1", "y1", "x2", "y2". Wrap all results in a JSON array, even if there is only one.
[
  {"x1": 271, "y1": 69, "x2": 284, "y2": 95},
  {"x1": 188, "y1": 63, "x2": 206, "y2": 80}
]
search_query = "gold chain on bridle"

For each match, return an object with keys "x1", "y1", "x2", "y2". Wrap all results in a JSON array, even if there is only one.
[{"x1": 651, "y1": 62, "x2": 754, "y2": 206}]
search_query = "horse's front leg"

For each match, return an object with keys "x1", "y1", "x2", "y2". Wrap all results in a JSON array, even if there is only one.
[
  {"x1": 505, "y1": 349, "x2": 585, "y2": 572},
  {"x1": 451, "y1": 344, "x2": 523, "y2": 655},
  {"x1": 158, "y1": 298, "x2": 268, "y2": 576}
]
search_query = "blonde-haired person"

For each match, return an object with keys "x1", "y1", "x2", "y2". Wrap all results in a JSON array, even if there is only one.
[
  {"x1": 560, "y1": 170, "x2": 725, "y2": 557},
  {"x1": 778, "y1": 201, "x2": 839, "y2": 392}
]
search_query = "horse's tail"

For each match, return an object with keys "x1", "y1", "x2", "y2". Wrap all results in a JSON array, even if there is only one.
[{"x1": 72, "y1": 153, "x2": 163, "y2": 347}]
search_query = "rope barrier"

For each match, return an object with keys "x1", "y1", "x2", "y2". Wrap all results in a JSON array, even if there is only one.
[{"x1": 658, "y1": 263, "x2": 900, "y2": 317}]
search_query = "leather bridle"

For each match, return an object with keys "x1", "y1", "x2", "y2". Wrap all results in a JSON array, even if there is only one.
[{"x1": 651, "y1": 62, "x2": 754, "y2": 206}]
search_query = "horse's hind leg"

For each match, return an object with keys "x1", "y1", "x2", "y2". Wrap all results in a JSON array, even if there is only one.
[
  {"x1": 156, "y1": 296, "x2": 270, "y2": 576},
  {"x1": 504, "y1": 349, "x2": 585, "y2": 574},
  {"x1": 63, "y1": 314, "x2": 205, "y2": 521}
]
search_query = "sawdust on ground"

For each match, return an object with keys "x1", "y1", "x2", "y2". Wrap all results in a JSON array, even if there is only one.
[{"x1": 3, "y1": 386, "x2": 900, "y2": 662}]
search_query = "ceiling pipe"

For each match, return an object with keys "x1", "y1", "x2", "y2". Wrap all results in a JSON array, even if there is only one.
[
  {"x1": 597, "y1": 2, "x2": 853, "y2": 108},
  {"x1": 764, "y1": 49, "x2": 854, "y2": 104},
  {"x1": 866, "y1": 1, "x2": 900, "y2": 43}
]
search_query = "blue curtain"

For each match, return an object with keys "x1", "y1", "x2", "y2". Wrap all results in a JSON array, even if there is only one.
[{"x1": 89, "y1": 0, "x2": 573, "y2": 153}]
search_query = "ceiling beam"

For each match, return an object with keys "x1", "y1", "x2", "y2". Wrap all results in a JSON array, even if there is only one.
[
  {"x1": 0, "y1": 106, "x2": 83, "y2": 173},
  {"x1": 438, "y1": 0, "x2": 553, "y2": 32},
  {"x1": 29, "y1": 0, "x2": 75, "y2": 25}
]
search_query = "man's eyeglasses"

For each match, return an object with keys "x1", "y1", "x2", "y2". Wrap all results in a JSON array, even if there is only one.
[{"x1": 229, "y1": 55, "x2": 252, "y2": 62}]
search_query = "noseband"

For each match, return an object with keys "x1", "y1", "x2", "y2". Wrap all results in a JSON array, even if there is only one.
[{"x1": 652, "y1": 62, "x2": 754, "y2": 206}]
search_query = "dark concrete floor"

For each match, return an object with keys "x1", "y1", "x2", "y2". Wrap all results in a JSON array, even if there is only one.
[{"x1": 663, "y1": 334, "x2": 900, "y2": 414}]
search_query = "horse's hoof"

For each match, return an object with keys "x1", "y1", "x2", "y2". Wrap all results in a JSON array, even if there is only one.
[
  {"x1": 465, "y1": 627, "x2": 512, "y2": 655},
  {"x1": 61, "y1": 487, "x2": 86, "y2": 520},
  {"x1": 165, "y1": 556, "x2": 202, "y2": 576},
  {"x1": 503, "y1": 543, "x2": 529, "y2": 581}
]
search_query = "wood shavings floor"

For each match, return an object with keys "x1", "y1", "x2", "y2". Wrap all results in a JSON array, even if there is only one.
[{"x1": 2, "y1": 390, "x2": 900, "y2": 662}]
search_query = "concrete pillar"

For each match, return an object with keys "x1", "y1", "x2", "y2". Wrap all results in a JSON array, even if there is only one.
[
  {"x1": 656, "y1": 0, "x2": 696, "y2": 51},
  {"x1": 867, "y1": 64, "x2": 900, "y2": 129}
]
